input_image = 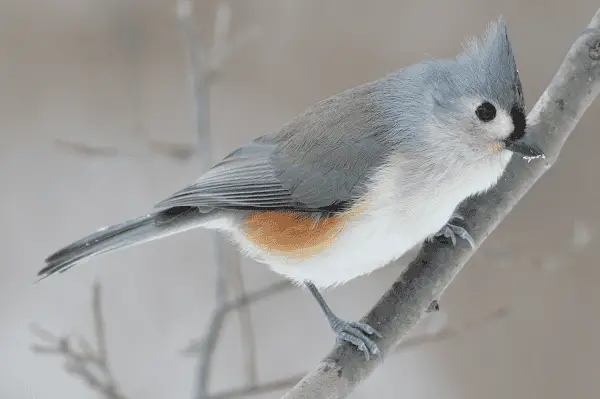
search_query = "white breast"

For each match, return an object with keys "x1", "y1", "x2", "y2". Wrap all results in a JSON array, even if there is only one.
[{"x1": 228, "y1": 151, "x2": 512, "y2": 289}]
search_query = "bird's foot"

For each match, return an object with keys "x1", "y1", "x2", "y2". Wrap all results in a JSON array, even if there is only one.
[
  {"x1": 431, "y1": 213, "x2": 475, "y2": 249},
  {"x1": 304, "y1": 281, "x2": 382, "y2": 361},
  {"x1": 329, "y1": 316, "x2": 382, "y2": 361}
]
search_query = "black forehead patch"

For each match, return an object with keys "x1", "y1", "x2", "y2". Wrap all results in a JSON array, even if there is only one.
[{"x1": 507, "y1": 106, "x2": 526, "y2": 142}]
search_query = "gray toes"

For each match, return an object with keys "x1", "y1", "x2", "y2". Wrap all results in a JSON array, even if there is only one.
[
  {"x1": 331, "y1": 319, "x2": 381, "y2": 361},
  {"x1": 444, "y1": 226, "x2": 457, "y2": 246},
  {"x1": 434, "y1": 215, "x2": 475, "y2": 249},
  {"x1": 450, "y1": 212, "x2": 465, "y2": 221},
  {"x1": 348, "y1": 321, "x2": 383, "y2": 338},
  {"x1": 435, "y1": 225, "x2": 456, "y2": 246},
  {"x1": 447, "y1": 224, "x2": 475, "y2": 249},
  {"x1": 337, "y1": 332, "x2": 371, "y2": 360}
]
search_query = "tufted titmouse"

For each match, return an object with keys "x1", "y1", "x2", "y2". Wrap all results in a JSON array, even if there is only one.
[{"x1": 39, "y1": 18, "x2": 542, "y2": 359}]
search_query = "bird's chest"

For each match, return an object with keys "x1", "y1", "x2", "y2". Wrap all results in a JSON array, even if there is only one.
[
  {"x1": 354, "y1": 156, "x2": 508, "y2": 255},
  {"x1": 233, "y1": 156, "x2": 509, "y2": 288}
]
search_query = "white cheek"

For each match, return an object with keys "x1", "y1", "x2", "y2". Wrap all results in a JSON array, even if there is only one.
[{"x1": 485, "y1": 108, "x2": 513, "y2": 140}]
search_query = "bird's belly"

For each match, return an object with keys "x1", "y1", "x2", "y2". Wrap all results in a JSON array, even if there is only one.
[{"x1": 232, "y1": 203, "x2": 455, "y2": 288}]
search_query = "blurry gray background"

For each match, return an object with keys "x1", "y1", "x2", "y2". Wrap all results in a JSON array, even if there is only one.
[{"x1": 1, "y1": 0, "x2": 600, "y2": 398}]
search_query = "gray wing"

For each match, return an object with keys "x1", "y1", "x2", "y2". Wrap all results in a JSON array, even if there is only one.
[
  {"x1": 154, "y1": 78, "x2": 400, "y2": 213},
  {"x1": 154, "y1": 139, "x2": 300, "y2": 211}
]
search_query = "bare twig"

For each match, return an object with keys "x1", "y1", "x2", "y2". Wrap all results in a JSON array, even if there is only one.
[
  {"x1": 212, "y1": 7, "x2": 260, "y2": 372},
  {"x1": 30, "y1": 283, "x2": 127, "y2": 399},
  {"x1": 147, "y1": 139, "x2": 197, "y2": 161},
  {"x1": 176, "y1": 1, "x2": 262, "y2": 397},
  {"x1": 195, "y1": 249, "x2": 229, "y2": 398},
  {"x1": 92, "y1": 283, "x2": 116, "y2": 385},
  {"x1": 203, "y1": 1, "x2": 263, "y2": 85},
  {"x1": 283, "y1": 10, "x2": 600, "y2": 398},
  {"x1": 93, "y1": 284, "x2": 107, "y2": 361},
  {"x1": 182, "y1": 280, "x2": 293, "y2": 355},
  {"x1": 52, "y1": 1, "x2": 260, "y2": 163},
  {"x1": 176, "y1": 0, "x2": 212, "y2": 168},
  {"x1": 227, "y1": 260, "x2": 259, "y2": 386},
  {"x1": 205, "y1": 1, "x2": 233, "y2": 83},
  {"x1": 54, "y1": 139, "x2": 120, "y2": 158},
  {"x1": 178, "y1": 0, "x2": 227, "y2": 394},
  {"x1": 224, "y1": 280, "x2": 294, "y2": 312},
  {"x1": 29, "y1": 277, "x2": 501, "y2": 399}
]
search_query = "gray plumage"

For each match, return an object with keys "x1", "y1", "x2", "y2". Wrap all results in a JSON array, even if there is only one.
[
  {"x1": 155, "y1": 82, "x2": 398, "y2": 212},
  {"x1": 39, "y1": 17, "x2": 533, "y2": 283},
  {"x1": 156, "y1": 17, "x2": 523, "y2": 213},
  {"x1": 42, "y1": 208, "x2": 211, "y2": 277}
]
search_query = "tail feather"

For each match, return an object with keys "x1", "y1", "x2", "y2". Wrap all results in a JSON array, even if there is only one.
[{"x1": 39, "y1": 207, "x2": 211, "y2": 280}]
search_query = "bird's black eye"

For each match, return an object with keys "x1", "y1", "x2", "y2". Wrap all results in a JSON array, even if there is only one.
[{"x1": 475, "y1": 102, "x2": 496, "y2": 122}]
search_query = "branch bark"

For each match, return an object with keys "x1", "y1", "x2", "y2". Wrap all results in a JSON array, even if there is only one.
[
  {"x1": 282, "y1": 9, "x2": 600, "y2": 399},
  {"x1": 206, "y1": 306, "x2": 509, "y2": 398}
]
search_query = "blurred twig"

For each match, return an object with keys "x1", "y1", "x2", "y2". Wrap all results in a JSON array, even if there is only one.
[
  {"x1": 54, "y1": 139, "x2": 120, "y2": 158},
  {"x1": 30, "y1": 283, "x2": 127, "y2": 399},
  {"x1": 176, "y1": 1, "x2": 262, "y2": 398},
  {"x1": 29, "y1": 278, "x2": 505, "y2": 399},
  {"x1": 176, "y1": 0, "x2": 212, "y2": 168},
  {"x1": 201, "y1": 2, "x2": 258, "y2": 385},
  {"x1": 182, "y1": 279, "x2": 293, "y2": 355},
  {"x1": 228, "y1": 262, "x2": 259, "y2": 386},
  {"x1": 147, "y1": 140, "x2": 197, "y2": 161},
  {"x1": 51, "y1": 1, "x2": 261, "y2": 163},
  {"x1": 195, "y1": 248, "x2": 229, "y2": 398}
]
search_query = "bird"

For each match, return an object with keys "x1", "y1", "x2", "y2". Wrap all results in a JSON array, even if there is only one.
[{"x1": 39, "y1": 18, "x2": 543, "y2": 360}]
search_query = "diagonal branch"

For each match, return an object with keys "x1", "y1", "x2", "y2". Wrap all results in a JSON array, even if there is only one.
[
  {"x1": 205, "y1": 306, "x2": 509, "y2": 398},
  {"x1": 282, "y1": 9, "x2": 600, "y2": 399}
]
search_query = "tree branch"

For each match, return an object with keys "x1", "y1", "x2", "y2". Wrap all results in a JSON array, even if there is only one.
[
  {"x1": 206, "y1": 306, "x2": 509, "y2": 398},
  {"x1": 282, "y1": 9, "x2": 600, "y2": 399},
  {"x1": 30, "y1": 280, "x2": 504, "y2": 399}
]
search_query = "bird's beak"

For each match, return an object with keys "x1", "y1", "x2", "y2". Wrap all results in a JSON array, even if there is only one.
[
  {"x1": 503, "y1": 105, "x2": 545, "y2": 159},
  {"x1": 504, "y1": 137, "x2": 545, "y2": 158}
]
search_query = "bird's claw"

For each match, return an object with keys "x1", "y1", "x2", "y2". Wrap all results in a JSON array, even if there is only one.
[
  {"x1": 432, "y1": 214, "x2": 475, "y2": 249},
  {"x1": 330, "y1": 317, "x2": 382, "y2": 361}
]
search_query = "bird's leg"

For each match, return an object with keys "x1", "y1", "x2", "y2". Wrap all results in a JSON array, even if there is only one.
[
  {"x1": 304, "y1": 281, "x2": 382, "y2": 361},
  {"x1": 431, "y1": 212, "x2": 475, "y2": 249}
]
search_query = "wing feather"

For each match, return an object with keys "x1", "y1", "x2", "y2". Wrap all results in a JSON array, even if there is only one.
[
  {"x1": 154, "y1": 141, "x2": 300, "y2": 211},
  {"x1": 154, "y1": 76, "x2": 402, "y2": 213}
]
